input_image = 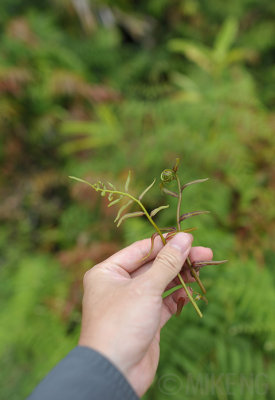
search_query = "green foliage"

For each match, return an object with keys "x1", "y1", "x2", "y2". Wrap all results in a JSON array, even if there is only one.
[
  {"x1": 145, "y1": 258, "x2": 275, "y2": 399},
  {"x1": 0, "y1": 253, "x2": 78, "y2": 399},
  {"x1": 0, "y1": 1, "x2": 274, "y2": 399}
]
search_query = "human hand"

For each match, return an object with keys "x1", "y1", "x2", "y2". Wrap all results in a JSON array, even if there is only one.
[{"x1": 78, "y1": 232, "x2": 213, "y2": 396}]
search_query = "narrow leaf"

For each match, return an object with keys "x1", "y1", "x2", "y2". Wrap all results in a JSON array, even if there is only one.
[
  {"x1": 150, "y1": 205, "x2": 169, "y2": 218},
  {"x1": 108, "y1": 197, "x2": 123, "y2": 207},
  {"x1": 168, "y1": 39, "x2": 211, "y2": 73},
  {"x1": 179, "y1": 210, "x2": 210, "y2": 222},
  {"x1": 69, "y1": 176, "x2": 94, "y2": 187},
  {"x1": 139, "y1": 232, "x2": 160, "y2": 262},
  {"x1": 107, "y1": 182, "x2": 116, "y2": 190},
  {"x1": 166, "y1": 231, "x2": 177, "y2": 241},
  {"x1": 176, "y1": 297, "x2": 185, "y2": 317},
  {"x1": 159, "y1": 226, "x2": 177, "y2": 232},
  {"x1": 182, "y1": 227, "x2": 197, "y2": 233},
  {"x1": 192, "y1": 260, "x2": 228, "y2": 268},
  {"x1": 124, "y1": 170, "x2": 131, "y2": 192},
  {"x1": 214, "y1": 18, "x2": 238, "y2": 61},
  {"x1": 117, "y1": 211, "x2": 144, "y2": 227},
  {"x1": 189, "y1": 268, "x2": 207, "y2": 294},
  {"x1": 114, "y1": 200, "x2": 133, "y2": 222},
  {"x1": 161, "y1": 187, "x2": 178, "y2": 198},
  {"x1": 138, "y1": 179, "x2": 156, "y2": 201},
  {"x1": 162, "y1": 284, "x2": 182, "y2": 299},
  {"x1": 173, "y1": 158, "x2": 180, "y2": 172},
  {"x1": 181, "y1": 178, "x2": 209, "y2": 191}
]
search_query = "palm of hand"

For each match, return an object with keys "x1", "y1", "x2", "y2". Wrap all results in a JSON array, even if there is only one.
[{"x1": 79, "y1": 237, "x2": 213, "y2": 397}]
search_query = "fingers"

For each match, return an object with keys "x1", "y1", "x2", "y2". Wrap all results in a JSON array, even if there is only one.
[
  {"x1": 189, "y1": 246, "x2": 213, "y2": 264},
  {"x1": 130, "y1": 246, "x2": 213, "y2": 279},
  {"x1": 160, "y1": 286, "x2": 193, "y2": 328},
  {"x1": 159, "y1": 246, "x2": 214, "y2": 327},
  {"x1": 144, "y1": 233, "x2": 193, "y2": 294},
  {"x1": 103, "y1": 235, "x2": 165, "y2": 273},
  {"x1": 164, "y1": 246, "x2": 213, "y2": 289}
]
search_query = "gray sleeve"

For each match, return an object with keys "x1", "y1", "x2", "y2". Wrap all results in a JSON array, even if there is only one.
[{"x1": 27, "y1": 346, "x2": 139, "y2": 400}]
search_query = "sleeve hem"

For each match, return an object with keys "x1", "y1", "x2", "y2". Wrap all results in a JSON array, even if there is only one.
[
  {"x1": 75, "y1": 345, "x2": 139, "y2": 400},
  {"x1": 27, "y1": 345, "x2": 139, "y2": 400}
]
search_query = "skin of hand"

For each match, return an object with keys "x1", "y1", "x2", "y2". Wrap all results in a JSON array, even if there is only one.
[{"x1": 78, "y1": 232, "x2": 213, "y2": 397}]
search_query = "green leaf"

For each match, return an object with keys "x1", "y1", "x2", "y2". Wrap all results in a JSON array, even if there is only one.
[
  {"x1": 117, "y1": 211, "x2": 144, "y2": 227},
  {"x1": 125, "y1": 170, "x2": 131, "y2": 192},
  {"x1": 226, "y1": 48, "x2": 253, "y2": 65},
  {"x1": 161, "y1": 187, "x2": 178, "y2": 198},
  {"x1": 69, "y1": 176, "x2": 94, "y2": 188},
  {"x1": 181, "y1": 178, "x2": 209, "y2": 191},
  {"x1": 162, "y1": 284, "x2": 182, "y2": 298},
  {"x1": 179, "y1": 210, "x2": 210, "y2": 222},
  {"x1": 150, "y1": 205, "x2": 169, "y2": 217},
  {"x1": 214, "y1": 18, "x2": 238, "y2": 62},
  {"x1": 114, "y1": 200, "x2": 133, "y2": 223},
  {"x1": 138, "y1": 179, "x2": 156, "y2": 200},
  {"x1": 107, "y1": 182, "x2": 116, "y2": 190},
  {"x1": 108, "y1": 197, "x2": 123, "y2": 207},
  {"x1": 173, "y1": 158, "x2": 180, "y2": 172},
  {"x1": 168, "y1": 39, "x2": 212, "y2": 72}
]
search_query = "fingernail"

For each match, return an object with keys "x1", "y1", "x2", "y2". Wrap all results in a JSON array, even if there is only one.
[{"x1": 168, "y1": 233, "x2": 193, "y2": 254}]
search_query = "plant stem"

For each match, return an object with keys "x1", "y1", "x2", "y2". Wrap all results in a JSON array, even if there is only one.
[
  {"x1": 113, "y1": 188, "x2": 203, "y2": 316},
  {"x1": 70, "y1": 178, "x2": 167, "y2": 244},
  {"x1": 174, "y1": 173, "x2": 205, "y2": 312},
  {"x1": 138, "y1": 199, "x2": 202, "y2": 315},
  {"x1": 175, "y1": 175, "x2": 182, "y2": 232},
  {"x1": 175, "y1": 172, "x2": 207, "y2": 294},
  {"x1": 71, "y1": 177, "x2": 203, "y2": 316},
  {"x1": 136, "y1": 200, "x2": 166, "y2": 245},
  {"x1": 177, "y1": 274, "x2": 202, "y2": 318},
  {"x1": 186, "y1": 257, "x2": 206, "y2": 294}
]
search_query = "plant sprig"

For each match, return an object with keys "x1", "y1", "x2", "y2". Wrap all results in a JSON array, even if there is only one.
[{"x1": 69, "y1": 159, "x2": 227, "y2": 318}]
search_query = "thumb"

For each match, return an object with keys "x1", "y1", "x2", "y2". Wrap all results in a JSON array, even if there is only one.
[{"x1": 145, "y1": 232, "x2": 193, "y2": 294}]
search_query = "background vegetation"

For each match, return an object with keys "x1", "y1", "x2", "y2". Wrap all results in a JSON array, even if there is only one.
[{"x1": 0, "y1": 1, "x2": 274, "y2": 399}]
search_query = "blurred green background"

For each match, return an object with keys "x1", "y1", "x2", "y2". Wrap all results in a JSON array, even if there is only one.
[{"x1": 0, "y1": 1, "x2": 274, "y2": 399}]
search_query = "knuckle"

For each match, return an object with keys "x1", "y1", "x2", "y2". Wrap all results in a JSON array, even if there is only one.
[
  {"x1": 83, "y1": 270, "x2": 91, "y2": 286},
  {"x1": 83, "y1": 267, "x2": 96, "y2": 285},
  {"x1": 156, "y1": 251, "x2": 180, "y2": 273},
  {"x1": 136, "y1": 238, "x2": 152, "y2": 259}
]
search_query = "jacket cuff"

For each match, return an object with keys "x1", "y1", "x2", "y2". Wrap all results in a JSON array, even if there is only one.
[
  {"x1": 74, "y1": 346, "x2": 139, "y2": 400},
  {"x1": 27, "y1": 345, "x2": 139, "y2": 400}
]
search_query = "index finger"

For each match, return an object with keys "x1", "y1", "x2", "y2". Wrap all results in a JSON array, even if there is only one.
[{"x1": 103, "y1": 234, "x2": 165, "y2": 273}]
